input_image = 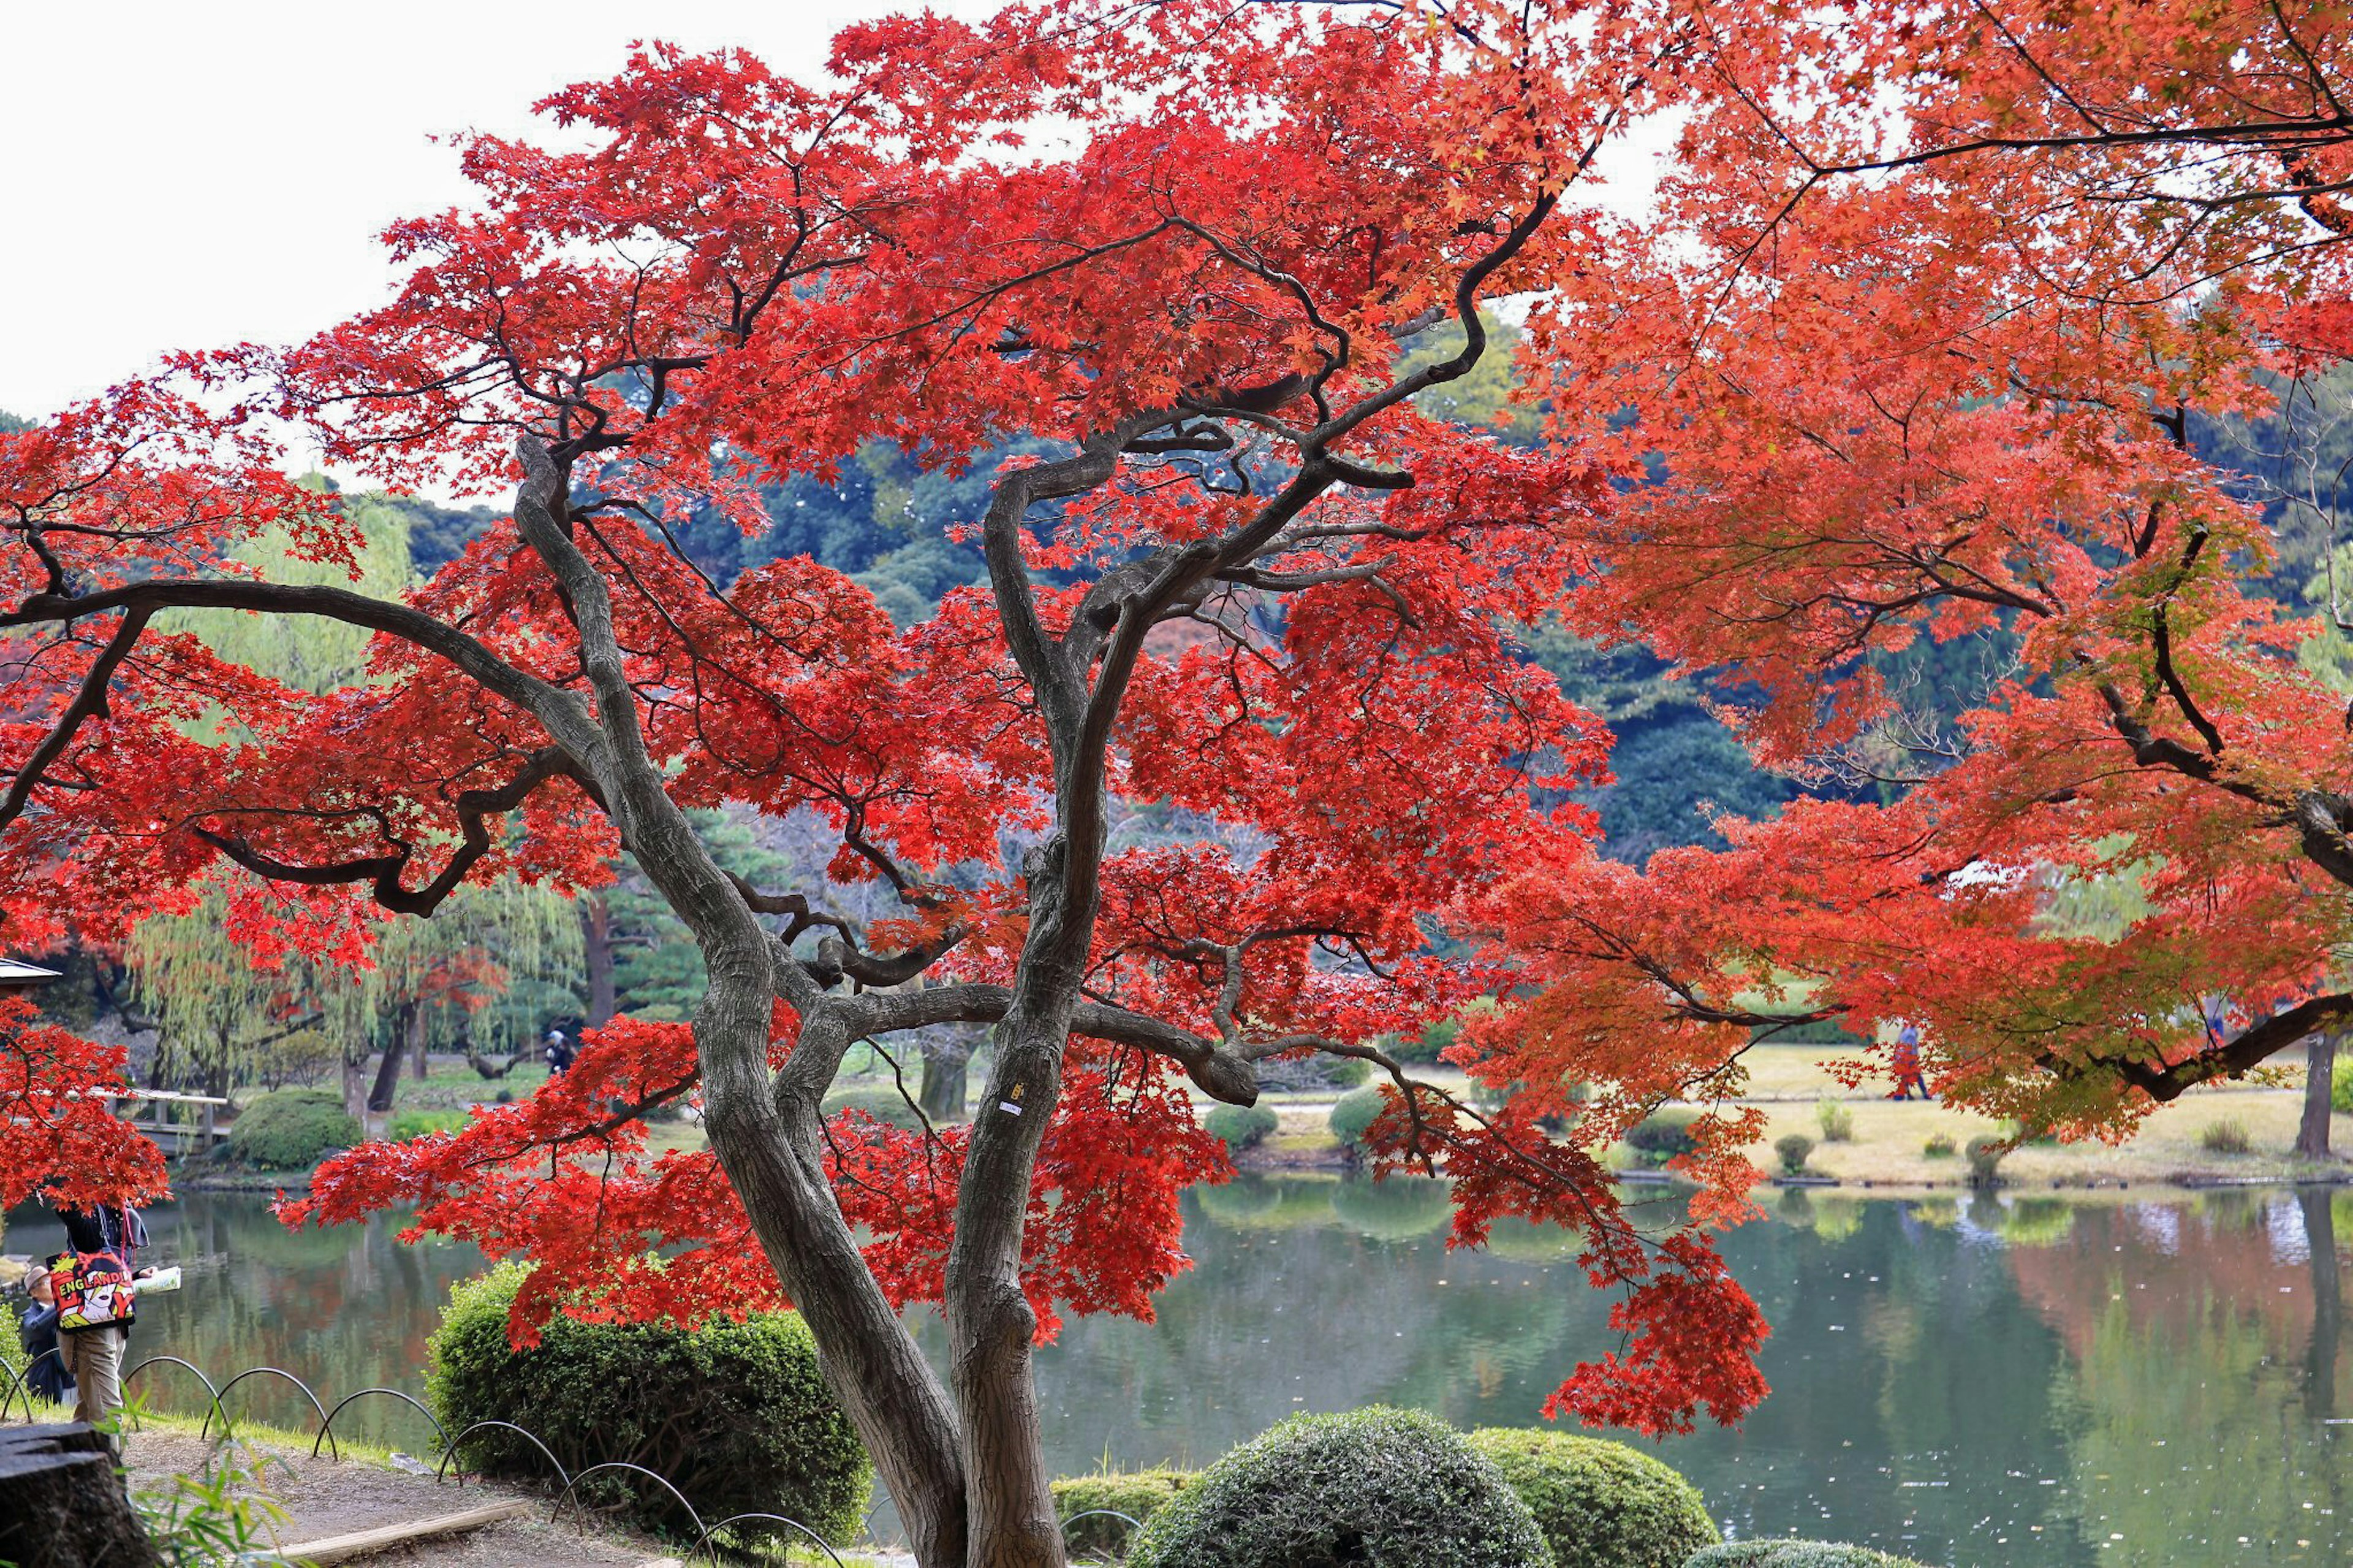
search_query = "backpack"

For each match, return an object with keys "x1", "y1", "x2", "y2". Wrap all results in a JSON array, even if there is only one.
[{"x1": 50, "y1": 1248, "x2": 135, "y2": 1334}]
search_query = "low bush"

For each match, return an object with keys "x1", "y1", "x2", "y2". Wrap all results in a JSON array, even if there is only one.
[
  {"x1": 2199, "y1": 1118, "x2": 2253, "y2": 1155},
  {"x1": 821, "y1": 1084, "x2": 927, "y2": 1132},
  {"x1": 1468, "y1": 1427, "x2": 1719, "y2": 1568},
  {"x1": 1773, "y1": 1134, "x2": 1814, "y2": 1176},
  {"x1": 1052, "y1": 1468, "x2": 1192, "y2": 1558},
  {"x1": 428, "y1": 1263, "x2": 870, "y2": 1543},
  {"x1": 1921, "y1": 1133, "x2": 1957, "y2": 1159},
  {"x1": 1329, "y1": 1087, "x2": 1390, "y2": 1150},
  {"x1": 1626, "y1": 1109, "x2": 1700, "y2": 1167},
  {"x1": 1327, "y1": 1055, "x2": 1375, "y2": 1089},
  {"x1": 227, "y1": 1090, "x2": 361, "y2": 1171},
  {"x1": 1203, "y1": 1104, "x2": 1280, "y2": 1154},
  {"x1": 1963, "y1": 1135, "x2": 2009, "y2": 1186},
  {"x1": 1686, "y1": 1540, "x2": 1929, "y2": 1567},
  {"x1": 387, "y1": 1108, "x2": 468, "y2": 1141},
  {"x1": 1126, "y1": 1407, "x2": 1550, "y2": 1568},
  {"x1": 2334, "y1": 1065, "x2": 2353, "y2": 1115},
  {"x1": 1814, "y1": 1099, "x2": 1855, "y2": 1143}
]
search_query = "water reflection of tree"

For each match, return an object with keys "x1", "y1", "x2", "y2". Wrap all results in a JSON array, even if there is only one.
[{"x1": 2008, "y1": 1198, "x2": 2353, "y2": 1566}]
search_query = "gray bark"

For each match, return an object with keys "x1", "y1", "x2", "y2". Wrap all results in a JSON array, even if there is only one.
[
  {"x1": 2301, "y1": 1033, "x2": 2340, "y2": 1160},
  {"x1": 0, "y1": 1423, "x2": 159, "y2": 1568}
]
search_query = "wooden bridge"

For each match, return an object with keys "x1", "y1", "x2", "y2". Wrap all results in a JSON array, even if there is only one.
[{"x1": 96, "y1": 1091, "x2": 233, "y2": 1157}]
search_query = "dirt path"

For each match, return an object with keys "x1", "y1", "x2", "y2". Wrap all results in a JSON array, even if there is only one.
[{"x1": 124, "y1": 1431, "x2": 680, "y2": 1566}]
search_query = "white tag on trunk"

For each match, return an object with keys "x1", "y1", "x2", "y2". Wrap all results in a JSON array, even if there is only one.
[{"x1": 998, "y1": 1101, "x2": 1023, "y2": 1115}]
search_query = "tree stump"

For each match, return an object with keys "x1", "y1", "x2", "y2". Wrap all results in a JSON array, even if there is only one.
[{"x1": 0, "y1": 1423, "x2": 159, "y2": 1568}]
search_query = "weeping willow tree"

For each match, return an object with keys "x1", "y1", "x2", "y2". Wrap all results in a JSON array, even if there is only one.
[{"x1": 126, "y1": 490, "x2": 589, "y2": 1114}]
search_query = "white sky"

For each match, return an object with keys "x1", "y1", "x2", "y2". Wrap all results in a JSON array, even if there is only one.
[{"x1": 0, "y1": 1, "x2": 959, "y2": 430}]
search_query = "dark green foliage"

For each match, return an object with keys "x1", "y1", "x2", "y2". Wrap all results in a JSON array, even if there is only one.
[
  {"x1": 1392, "y1": 1019, "x2": 1455, "y2": 1064},
  {"x1": 1051, "y1": 1469, "x2": 1193, "y2": 1558},
  {"x1": 822, "y1": 1084, "x2": 928, "y2": 1132},
  {"x1": 608, "y1": 811, "x2": 793, "y2": 1021},
  {"x1": 1328, "y1": 1087, "x2": 1389, "y2": 1149},
  {"x1": 2332, "y1": 1063, "x2": 2353, "y2": 1115},
  {"x1": 1204, "y1": 1104, "x2": 1279, "y2": 1153},
  {"x1": 227, "y1": 1090, "x2": 360, "y2": 1170},
  {"x1": 1126, "y1": 1407, "x2": 1552, "y2": 1568},
  {"x1": 1773, "y1": 1134, "x2": 1814, "y2": 1176},
  {"x1": 428, "y1": 1264, "x2": 870, "y2": 1543},
  {"x1": 1327, "y1": 1055, "x2": 1374, "y2": 1088},
  {"x1": 1625, "y1": 1110, "x2": 1700, "y2": 1168},
  {"x1": 1685, "y1": 1540, "x2": 1928, "y2": 1567},
  {"x1": 1467, "y1": 1428, "x2": 1719, "y2": 1568},
  {"x1": 387, "y1": 1109, "x2": 468, "y2": 1140},
  {"x1": 377, "y1": 493, "x2": 504, "y2": 577}
]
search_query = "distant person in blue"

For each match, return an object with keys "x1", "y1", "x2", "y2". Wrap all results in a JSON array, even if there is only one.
[
  {"x1": 1890, "y1": 1023, "x2": 1932, "y2": 1102},
  {"x1": 16, "y1": 1265, "x2": 75, "y2": 1410},
  {"x1": 543, "y1": 1025, "x2": 577, "y2": 1075}
]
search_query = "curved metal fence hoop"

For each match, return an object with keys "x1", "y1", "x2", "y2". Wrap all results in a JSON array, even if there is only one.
[
  {"x1": 552, "y1": 1460, "x2": 708, "y2": 1542},
  {"x1": 691, "y1": 1511, "x2": 846, "y2": 1567},
  {"x1": 434, "y1": 1419, "x2": 573, "y2": 1490},
  {"x1": 311, "y1": 1387, "x2": 450, "y2": 1460},
  {"x1": 200, "y1": 1365, "x2": 335, "y2": 1456},
  {"x1": 0, "y1": 1347, "x2": 67, "y2": 1423},
  {"x1": 1061, "y1": 1507, "x2": 1148, "y2": 1561},
  {"x1": 121, "y1": 1355, "x2": 225, "y2": 1434}
]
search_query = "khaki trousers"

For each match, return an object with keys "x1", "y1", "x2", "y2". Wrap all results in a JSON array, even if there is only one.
[{"x1": 61, "y1": 1326, "x2": 124, "y2": 1431}]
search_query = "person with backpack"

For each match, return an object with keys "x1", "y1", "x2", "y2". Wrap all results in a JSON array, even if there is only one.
[{"x1": 46, "y1": 1200, "x2": 146, "y2": 1435}]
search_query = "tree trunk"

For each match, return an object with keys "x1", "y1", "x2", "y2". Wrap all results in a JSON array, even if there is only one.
[
  {"x1": 0, "y1": 1423, "x2": 161, "y2": 1568},
  {"x1": 582, "y1": 890, "x2": 616, "y2": 1029},
  {"x1": 2301, "y1": 1032, "x2": 2339, "y2": 1161},
  {"x1": 367, "y1": 1004, "x2": 417, "y2": 1114},
  {"x1": 341, "y1": 1042, "x2": 368, "y2": 1120},
  {"x1": 919, "y1": 1034, "x2": 972, "y2": 1124},
  {"x1": 411, "y1": 1002, "x2": 431, "y2": 1080},
  {"x1": 945, "y1": 839, "x2": 1087, "y2": 1568}
]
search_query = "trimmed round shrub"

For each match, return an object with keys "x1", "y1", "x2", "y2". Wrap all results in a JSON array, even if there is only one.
[
  {"x1": 1204, "y1": 1103, "x2": 1279, "y2": 1154},
  {"x1": 1329, "y1": 1086, "x2": 1389, "y2": 1149},
  {"x1": 428, "y1": 1263, "x2": 871, "y2": 1543},
  {"x1": 228, "y1": 1089, "x2": 361, "y2": 1170},
  {"x1": 1053, "y1": 1468, "x2": 1192, "y2": 1557},
  {"x1": 387, "y1": 1108, "x2": 468, "y2": 1141},
  {"x1": 1773, "y1": 1134, "x2": 1814, "y2": 1176},
  {"x1": 1625, "y1": 1110, "x2": 1700, "y2": 1168},
  {"x1": 1326, "y1": 1055, "x2": 1375, "y2": 1089},
  {"x1": 1126, "y1": 1407, "x2": 1551, "y2": 1568},
  {"x1": 1686, "y1": 1542, "x2": 1928, "y2": 1567},
  {"x1": 822, "y1": 1083, "x2": 926, "y2": 1132},
  {"x1": 1468, "y1": 1428, "x2": 1718, "y2": 1568}
]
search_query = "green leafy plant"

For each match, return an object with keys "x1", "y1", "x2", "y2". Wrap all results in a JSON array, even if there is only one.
[
  {"x1": 1126, "y1": 1407, "x2": 1550, "y2": 1568},
  {"x1": 1328, "y1": 1086, "x2": 1389, "y2": 1151},
  {"x1": 1921, "y1": 1133, "x2": 1957, "y2": 1159},
  {"x1": 1052, "y1": 1467, "x2": 1193, "y2": 1559},
  {"x1": 1773, "y1": 1134, "x2": 1814, "y2": 1176},
  {"x1": 2199, "y1": 1119, "x2": 2253, "y2": 1155},
  {"x1": 1203, "y1": 1104, "x2": 1279, "y2": 1154},
  {"x1": 1814, "y1": 1098, "x2": 1855, "y2": 1143},
  {"x1": 429, "y1": 1263, "x2": 871, "y2": 1544},
  {"x1": 2333, "y1": 1064, "x2": 2353, "y2": 1115},
  {"x1": 227, "y1": 1088, "x2": 361, "y2": 1170},
  {"x1": 1626, "y1": 1109, "x2": 1701, "y2": 1168},
  {"x1": 1468, "y1": 1426, "x2": 1719, "y2": 1568}
]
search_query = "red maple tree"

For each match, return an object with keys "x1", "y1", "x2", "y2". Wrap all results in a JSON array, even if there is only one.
[{"x1": 2, "y1": 1, "x2": 2348, "y2": 1563}]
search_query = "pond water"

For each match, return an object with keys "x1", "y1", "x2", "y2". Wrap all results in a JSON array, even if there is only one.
[{"x1": 8, "y1": 1178, "x2": 2349, "y2": 1567}]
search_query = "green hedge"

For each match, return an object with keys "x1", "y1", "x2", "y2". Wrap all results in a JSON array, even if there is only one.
[
  {"x1": 1052, "y1": 1468, "x2": 1192, "y2": 1557},
  {"x1": 387, "y1": 1108, "x2": 469, "y2": 1140},
  {"x1": 428, "y1": 1263, "x2": 870, "y2": 1543},
  {"x1": 1126, "y1": 1407, "x2": 1551, "y2": 1568},
  {"x1": 1686, "y1": 1542, "x2": 1929, "y2": 1567},
  {"x1": 1204, "y1": 1104, "x2": 1279, "y2": 1154},
  {"x1": 822, "y1": 1084, "x2": 926, "y2": 1132},
  {"x1": 228, "y1": 1089, "x2": 361, "y2": 1170},
  {"x1": 1468, "y1": 1428, "x2": 1718, "y2": 1568},
  {"x1": 1625, "y1": 1110, "x2": 1700, "y2": 1168},
  {"x1": 1329, "y1": 1087, "x2": 1389, "y2": 1149}
]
